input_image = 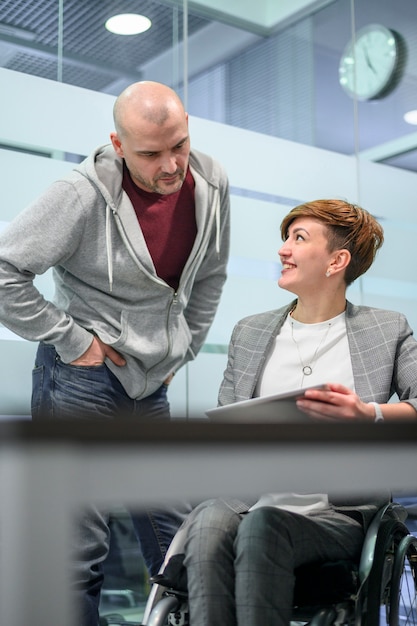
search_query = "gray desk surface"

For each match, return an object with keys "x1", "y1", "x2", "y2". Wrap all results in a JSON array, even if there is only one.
[{"x1": 0, "y1": 419, "x2": 416, "y2": 626}]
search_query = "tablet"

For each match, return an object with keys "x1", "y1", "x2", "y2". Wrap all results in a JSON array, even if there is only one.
[{"x1": 206, "y1": 385, "x2": 326, "y2": 423}]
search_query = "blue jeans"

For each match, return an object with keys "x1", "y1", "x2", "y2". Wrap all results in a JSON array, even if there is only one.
[
  {"x1": 393, "y1": 496, "x2": 417, "y2": 534},
  {"x1": 32, "y1": 342, "x2": 172, "y2": 421},
  {"x1": 32, "y1": 342, "x2": 191, "y2": 626}
]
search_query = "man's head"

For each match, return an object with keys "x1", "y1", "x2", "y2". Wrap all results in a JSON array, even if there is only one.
[{"x1": 110, "y1": 81, "x2": 190, "y2": 194}]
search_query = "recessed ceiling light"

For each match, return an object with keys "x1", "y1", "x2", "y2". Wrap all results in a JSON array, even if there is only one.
[
  {"x1": 0, "y1": 23, "x2": 37, "y2": 41},
  {"x1": 404, "y1": 110, "x2": 417, "y2": 126},
  {"x1": 105, "y1": 13, "x2": 152, "y2": 35}
]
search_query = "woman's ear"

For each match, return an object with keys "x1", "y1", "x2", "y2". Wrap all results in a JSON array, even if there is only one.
[{"x1": 328, "y1": 249, "x2": 351, "y2": 275}]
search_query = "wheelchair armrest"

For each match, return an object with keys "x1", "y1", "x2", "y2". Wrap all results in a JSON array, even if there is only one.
[{"x1": 150, "y1": 553, "x2": 188, "y2": 592}]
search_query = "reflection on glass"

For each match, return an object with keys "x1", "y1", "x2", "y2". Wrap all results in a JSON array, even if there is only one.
[{"x1": 0, "y1": 0, "x2": 415, "y2": 170}]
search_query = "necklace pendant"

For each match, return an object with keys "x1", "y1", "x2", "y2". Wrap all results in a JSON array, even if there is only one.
[{"x1": 303, "y1": 365, "x2": 313, "y2": 376}]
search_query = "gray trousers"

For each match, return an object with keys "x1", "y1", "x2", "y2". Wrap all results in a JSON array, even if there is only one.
[{"x1": 183, "y1": 498, "x2": 364, "y2": 626}]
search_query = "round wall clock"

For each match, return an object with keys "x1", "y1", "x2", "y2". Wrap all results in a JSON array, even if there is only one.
[{"x1": 339, "y1": 24, "x2": 406, "y2": 101}]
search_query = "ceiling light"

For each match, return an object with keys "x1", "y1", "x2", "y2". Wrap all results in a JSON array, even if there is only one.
[
  {"x1": 403, "y1": 110, "x2": 417, "y2": 126},
  {"x1": 105, "y1": 13, "x2": 152, "y2": 35},
  {"x1": 0, "y1": 23, "x2": 36, "y2": 41}
]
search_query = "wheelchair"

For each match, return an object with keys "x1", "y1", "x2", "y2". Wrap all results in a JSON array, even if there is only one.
[{"x1": 140, "y1": 501, "x2": 417, "y2": 626}]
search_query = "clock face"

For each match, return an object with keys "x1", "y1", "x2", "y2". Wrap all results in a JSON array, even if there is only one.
[{"x1": 339, "y1": 24, "x2": 400, "y2": 101}]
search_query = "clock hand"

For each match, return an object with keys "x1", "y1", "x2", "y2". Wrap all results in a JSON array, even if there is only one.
[{"x1": 363, "y1": 47, "x2": 377, "y2": 74}]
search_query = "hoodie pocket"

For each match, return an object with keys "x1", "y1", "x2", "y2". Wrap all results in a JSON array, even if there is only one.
[{"x1": 107, "y1": 308, "x2": 192, "y2": 369}]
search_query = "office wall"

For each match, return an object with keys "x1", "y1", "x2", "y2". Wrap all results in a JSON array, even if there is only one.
[{"x1": 1, "y1": 68, "x2": 417, "y2": 417}]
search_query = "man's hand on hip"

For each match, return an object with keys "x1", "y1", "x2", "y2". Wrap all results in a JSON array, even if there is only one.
[{"x1": 70, "y1": 336, "x2": 126, "y2": 367}]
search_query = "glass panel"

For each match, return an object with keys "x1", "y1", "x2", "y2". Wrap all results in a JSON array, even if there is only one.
[
  {"x1": 1, "y1": 0, "x2": 415, "y2": 173},
  {"x1": 184, "y1": 0, "x2": 416, "y2": 174},
  {"x1": 1, "y1": 2, "x2": 417, "y2": 621},
  {"x1": 0, "y1": 0, "x2": 208, "y2": 92},
  {"x1": 343, "y1": 0, "x2": 417, "y2": 171}
]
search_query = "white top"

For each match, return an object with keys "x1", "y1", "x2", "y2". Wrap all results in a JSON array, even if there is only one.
[
  {"x1": 253, "y1": 311, "x2": 354, "y2": 514},
  {"x1": 256, "y1": 311, "x2": 355, "y2": 396},
  {"x1": 249, "y1": 493, "x2": 330, "y2": 514}
]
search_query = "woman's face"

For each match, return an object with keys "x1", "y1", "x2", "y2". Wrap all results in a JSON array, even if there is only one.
[{"x1": 278, "y1": 217, "x2": 334, "y2": 295}]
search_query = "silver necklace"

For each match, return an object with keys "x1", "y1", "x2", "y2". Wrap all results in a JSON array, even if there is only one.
[{"x1": 290, "y1": 318, "x2": 332, "y2": 378}]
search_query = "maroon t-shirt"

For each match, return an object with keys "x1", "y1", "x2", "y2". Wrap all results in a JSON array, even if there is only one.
[{"x1": 122, "y1": 164, "x2": 197, "y2": 290}]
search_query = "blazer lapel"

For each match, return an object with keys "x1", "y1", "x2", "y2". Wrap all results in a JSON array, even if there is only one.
[{"x1": 234, "y1": 303, "x2": 294, "y2": 401}]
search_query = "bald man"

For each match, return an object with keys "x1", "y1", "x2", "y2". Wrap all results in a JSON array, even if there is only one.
[{"x1": 0, "y1": 81, "x2": 230, "y2": 625}]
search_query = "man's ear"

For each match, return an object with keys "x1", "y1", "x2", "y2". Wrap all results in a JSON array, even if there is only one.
[{"x1": 110, "y1": 132, "x2": 123, "y2": 158}]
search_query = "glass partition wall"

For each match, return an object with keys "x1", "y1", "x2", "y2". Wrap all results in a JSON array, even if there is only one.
[
  {"x1": 1, "y1": 1, "x2": 416, "y2": 620},
  {"x1": 1, "y1": 0, "x2": 416, "y2": 163},
  {"x1": 1, "y1": 0, "x2": 416, "y2": 416}
]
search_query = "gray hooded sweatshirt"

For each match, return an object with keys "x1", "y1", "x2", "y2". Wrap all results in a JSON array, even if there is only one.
[{"x1": 0, "y1": 144, "x2": 230, "y2": 399}]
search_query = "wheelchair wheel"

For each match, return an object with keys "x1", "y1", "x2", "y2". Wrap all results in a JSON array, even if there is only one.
[
  {"x1": 389, "y1": 533, "x2": 417, "y2": 626},
  {"x1": 145, "y1": 591, "x2": 189, "y2": 626},
  {"x1": 365, "y1": 518, "x2": 409, "y2": 626}
]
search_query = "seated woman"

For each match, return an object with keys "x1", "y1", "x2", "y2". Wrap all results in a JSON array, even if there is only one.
[{"x1": 183, "y1": 199, "x2": 417, "y2": 626}]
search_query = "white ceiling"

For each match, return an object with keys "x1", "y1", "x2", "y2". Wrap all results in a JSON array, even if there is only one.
[{"x1": 165, "y1": 0, "x2": 338, "y2": 34}]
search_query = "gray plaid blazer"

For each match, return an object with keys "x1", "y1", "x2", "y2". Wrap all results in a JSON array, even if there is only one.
[
  {"x1": 218, "y1": 300, "x2": 417, "y2": 413},
  {"x1": 217, "y1": 300, "x2": 417, "y2": 525}
]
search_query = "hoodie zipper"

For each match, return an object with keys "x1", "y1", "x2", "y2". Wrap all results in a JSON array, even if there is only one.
[{"x1": 138, "y1": 289, "x2": 179, "y2": 399}]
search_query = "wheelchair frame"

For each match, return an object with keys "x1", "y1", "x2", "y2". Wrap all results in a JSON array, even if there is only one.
[{"x1": 141, "y1": 502, "x2": 417, "y2": 626}]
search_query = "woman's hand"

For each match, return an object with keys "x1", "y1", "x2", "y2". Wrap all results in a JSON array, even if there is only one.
[{"x1": 296, "y1": 383, "x2": 375, "y2": 421}]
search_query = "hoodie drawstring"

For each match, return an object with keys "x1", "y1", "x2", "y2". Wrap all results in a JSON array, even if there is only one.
[
  {"x1": 106, "y1": 204, "x2": 114, "y2": 292},
  {"x1": 214, "y1": 190, "x2": 220, "y2": 258},
  {"x1": 105, "y1": 187, "x2": 221, "y2": 291}
]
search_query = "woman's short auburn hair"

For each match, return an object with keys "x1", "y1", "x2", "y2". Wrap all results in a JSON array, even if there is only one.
[{"x1": 280, "y1": 199, "x2": 384, "y2": 286}]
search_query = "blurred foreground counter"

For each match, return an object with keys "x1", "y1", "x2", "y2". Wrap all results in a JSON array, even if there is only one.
[{"x1": 0, "y1": 419, "x2": 416, "y2": 626}]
